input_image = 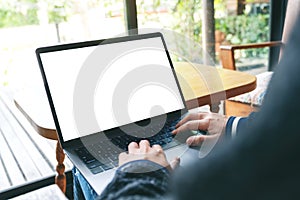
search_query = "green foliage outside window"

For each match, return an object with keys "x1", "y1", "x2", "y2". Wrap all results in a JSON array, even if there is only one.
[
  {"x1": 215, "y1": 13, "x2": 270, "y2": 59},
  {"x1": 0, "y1": 0, "x2": 38, "y2": 28},
  {"x1": 169, "y1": 0, "x2": 270, "y2": 60},
  {"x1": 216, "y1": 14, "x2": 269, "y2": 44},
  {"x1": 0, "y1": 0, "x2": 270, "y2": 61},
  {"x1": 47, "y1": 0, "x2": 71, "y2": 24},
  {"x1": 171, "y1": 0, "x2": 203, "y2": 43},
  {"x1": 0, "y1": 0, "x2": 74, "y2": 28}
]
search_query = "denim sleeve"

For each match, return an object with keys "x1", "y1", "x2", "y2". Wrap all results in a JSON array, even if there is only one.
[{"x1": 98, "y1": 160, "x2": 170, "y2": 200}]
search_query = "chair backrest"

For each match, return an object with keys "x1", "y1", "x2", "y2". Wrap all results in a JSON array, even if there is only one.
[{"x1": 220, "y1": 1, "x2": 300, "y2": 71}]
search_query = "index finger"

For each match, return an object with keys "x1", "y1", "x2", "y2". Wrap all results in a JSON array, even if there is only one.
[
  {"x1": 139, "y1": 140, "x2": 151, "y2": 153},
  {"x1": 173, "y1": 119, "x2": 208, "y2": 134},
  {"x1": 128, "y1": 142, "x2": 139, "y2": 153},
  {"x1": 176, "y1": 112, "x2": 207, "y2": 128}
]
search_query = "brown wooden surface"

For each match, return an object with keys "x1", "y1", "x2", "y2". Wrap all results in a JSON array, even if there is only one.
[
  {"x1": 221, "y1": 41, "x2": 283, "y2": 51},
  {"x1": 55, "y1": 142, "x2": 66, "y2": 193},
  {"x1": 14, "y1": 90, "x2": 57, "y2": 140},
  {"x1": 224, "y1": 100, "x2": 258, "y2": 117},
  {"x1": 175, "y1": 62, "x2": 256, "y2": 109}
]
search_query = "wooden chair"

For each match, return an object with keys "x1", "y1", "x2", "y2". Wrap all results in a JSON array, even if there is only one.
[{"x1": 220, "y1": 0, "x2": 300, "y2": 117}]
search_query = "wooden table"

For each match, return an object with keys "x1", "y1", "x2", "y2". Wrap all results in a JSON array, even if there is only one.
[
  {"x1": 14, "y1": 62, "x2": 256, "y2": 192},
  {"x1": 175, "y1": 62, "x2": 256, "y2": 110}
]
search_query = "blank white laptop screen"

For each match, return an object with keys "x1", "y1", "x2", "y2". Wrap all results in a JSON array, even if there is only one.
[{"x1": 40, "y1": 36, "x2": 185, "y2": 142}]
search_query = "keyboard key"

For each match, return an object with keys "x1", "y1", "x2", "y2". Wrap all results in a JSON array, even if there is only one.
[
  {"x1": 90, "y1": 166, "x2": 104, "y2": 174},
  {"x1": 112, "y1": 160, "x2": 119, "y2": 167},
  {"x1": 87, "y1": 160, "x2": 104, "y2": 169},
  {"x1": 75, "y1": 117, "x2": 184, "y2": 174},
  {"x1": 84, "y1": 158, "x2": 96, "y2": 164},
  {"x1": 102, "y1": 163, "x2": 114, "y2": 171}
]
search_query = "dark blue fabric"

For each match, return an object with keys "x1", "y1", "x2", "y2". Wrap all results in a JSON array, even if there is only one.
[
  {"x1": 225, "y1": 116, "x2": 235, "y2": 138},
  {"x1": 225, "y1": 113, "x2": 257, "y2": 138},
  {"x1": 73, "y1": 160, "x2": 170, "y2": 200},
  {"x1": 235, "y1": 112, "x2": 257, "y2": 136},
  {"x1": 99, "y1": 15, "x2": 300, "y2": 199},
  {"x1": 98, "y1": 160, "x2": 170, "y2": 200},
  {"x1": 172, "y1": 15, "x2": 300, "y2": 200}
]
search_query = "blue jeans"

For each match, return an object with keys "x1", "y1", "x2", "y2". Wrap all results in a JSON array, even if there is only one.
[{"x1": 72, "y1": 167, "x2": 99, "y2": 200}]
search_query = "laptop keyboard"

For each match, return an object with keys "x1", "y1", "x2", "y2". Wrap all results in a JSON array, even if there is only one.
[
  {"x1": 74, "y1": 118, "x2": 181, "y2": 174},
  {"x1": 74, "y1": 145, "x2": 119, "y2": 174}
]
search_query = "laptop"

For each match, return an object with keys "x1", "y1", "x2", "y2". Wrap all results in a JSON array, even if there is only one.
[{"x1": 36, "y1": 32, "x2": 202, "y2": 195}]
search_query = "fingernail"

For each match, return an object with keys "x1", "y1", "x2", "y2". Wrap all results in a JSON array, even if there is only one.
[
  {"x1": 186, "y1": 139, "x2": 192, "y2": 146},
  {"x1": 198, "y1": 136, "x2": 204, "y2": 142}
]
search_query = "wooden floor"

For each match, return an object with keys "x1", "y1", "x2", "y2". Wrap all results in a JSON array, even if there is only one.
[{"x1": 0, "y1": 91, "x2": 73, "y2": 192}]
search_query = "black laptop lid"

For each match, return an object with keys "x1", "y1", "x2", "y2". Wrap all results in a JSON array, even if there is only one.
[{"x1": 36, "y1": 32, "x2": 187, "y2": 145}]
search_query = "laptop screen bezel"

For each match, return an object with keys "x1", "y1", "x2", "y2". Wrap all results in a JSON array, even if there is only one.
[{"x1": 36, "y1": 32, "x2": 188, "y2": 149}]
